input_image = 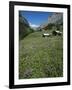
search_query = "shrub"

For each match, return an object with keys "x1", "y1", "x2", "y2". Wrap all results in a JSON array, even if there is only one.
[
  {"x1": 45, "y1": 23, "x2": 55, "y2": 30},
  {"x1": 52, "y1": 30, "x2": 57, "y2": 36}
]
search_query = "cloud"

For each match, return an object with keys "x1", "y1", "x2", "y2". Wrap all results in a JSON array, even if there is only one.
[{"x1": 29, "y1": 22, "x2": 39, "y2": 28}]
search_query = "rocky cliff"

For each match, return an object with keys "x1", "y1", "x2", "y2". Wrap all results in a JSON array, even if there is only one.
[
  {"x1": 48, "y1": 13, "x2": 63, "y2": 25},
  {"x1": 39, "y1": 12, "x2": 63, "y2": 31}
]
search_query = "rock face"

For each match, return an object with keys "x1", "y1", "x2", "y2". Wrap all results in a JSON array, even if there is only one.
[
  {"x1": 39, "y1": 13, "x2": 63, "y2": 30},
  {"x1": 48, "y1": 13, "x2": 63, "y2": 25}
]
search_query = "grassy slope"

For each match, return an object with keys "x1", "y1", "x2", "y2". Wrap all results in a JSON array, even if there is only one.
[{"x1": 19, "y1": 30, "x2": 63, "y2": 79}]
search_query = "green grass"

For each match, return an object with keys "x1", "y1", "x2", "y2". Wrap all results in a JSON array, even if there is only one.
[{"x1": 19, "y1": 30, "x2": 63, "y2": 79}]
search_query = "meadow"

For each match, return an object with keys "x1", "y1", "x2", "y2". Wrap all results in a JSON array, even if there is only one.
[{"x1": 19, "y1": 30, "x2": 63, "y2": 79}]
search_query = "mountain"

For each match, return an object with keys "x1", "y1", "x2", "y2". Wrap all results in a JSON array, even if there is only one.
[
  {"x1": 19, "y1": 16, "x2": 29, "y2": 27},
  {"x1": 48, "y1": 13, "x2": 63, "y2": 25},
  {"x1": 39, "y1": 13, "x2": 63, "y2": 31},
  {"x1": 19, "y1": 13, "x2": 34, "y2": 40}
]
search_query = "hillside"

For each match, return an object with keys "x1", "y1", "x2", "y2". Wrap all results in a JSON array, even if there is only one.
[{"x1": 19, "y1": 12, "x2": 34, "y2": 40}]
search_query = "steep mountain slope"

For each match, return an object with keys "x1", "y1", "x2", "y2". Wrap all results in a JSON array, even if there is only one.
[
  {"x1": 39, "y1": 13, "x2": 63, "y2": 31},
  {"x1": 19, "y1": 13, "x2": 34, "y2": 40},
  {"x1": 48, "y1": 13, "x2": 63, "y2": 24}
]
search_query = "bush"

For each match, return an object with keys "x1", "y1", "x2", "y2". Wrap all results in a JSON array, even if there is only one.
[
  {"x1": 45, "y1": 23, "x2": 55, "y2": 30},
  {"x1": 52, "y1": 31, "x2": 57, "y2": 36}
]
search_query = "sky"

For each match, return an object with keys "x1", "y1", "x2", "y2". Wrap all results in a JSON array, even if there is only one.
[{"x1": 20, "y1": 11, "x2": 53, "y2": 28}]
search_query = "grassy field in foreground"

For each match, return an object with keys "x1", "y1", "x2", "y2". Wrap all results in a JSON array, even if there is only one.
[{"x1": 19, "y1": 31, "x2": 63, "y2": 79}]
